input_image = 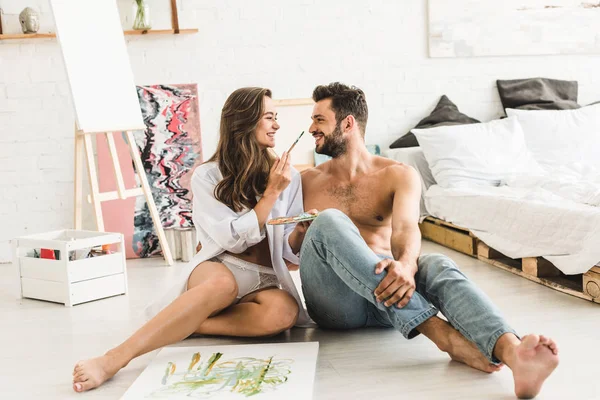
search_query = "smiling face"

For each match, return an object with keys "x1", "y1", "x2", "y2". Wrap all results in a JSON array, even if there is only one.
[
  {"x1": 310, "y1": 98, "x2": 347, "y2": 158},
  {"x1": 254, "y1": 96, "x2": 279, "y2": 149}
]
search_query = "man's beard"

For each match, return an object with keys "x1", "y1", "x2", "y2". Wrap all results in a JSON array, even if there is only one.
[{"x1": 316, "y1": 123, "x2": 347, "y2": 158}]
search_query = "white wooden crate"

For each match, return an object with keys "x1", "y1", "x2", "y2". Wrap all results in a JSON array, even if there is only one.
[{"x1": 13, "y1": 230, "x2": 128, "y2": 306}]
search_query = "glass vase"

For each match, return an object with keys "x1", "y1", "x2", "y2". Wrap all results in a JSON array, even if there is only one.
[{"x1": 132, "y1": 0, "x2": 152, "y2": 31}]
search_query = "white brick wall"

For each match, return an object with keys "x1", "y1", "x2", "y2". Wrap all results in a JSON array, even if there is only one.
[{"x1": 2, "y1": 0, "x2": 600, "y2": 262}]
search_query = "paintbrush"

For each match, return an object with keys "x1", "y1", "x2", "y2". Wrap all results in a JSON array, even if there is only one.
[{"x1": 287, "y1": 131, "x2": 305, "y2": 154}]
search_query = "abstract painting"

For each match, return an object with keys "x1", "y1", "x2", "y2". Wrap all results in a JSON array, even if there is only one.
[
  {"x1": 122, "y1": 342, "x2": 319, "y2": 399},
  {"x1": 429, "y1": 0, "x2": 600, "y2": 57},
  {"x1": 97, "y1": 84, "x2": 202, "y2": 258}
]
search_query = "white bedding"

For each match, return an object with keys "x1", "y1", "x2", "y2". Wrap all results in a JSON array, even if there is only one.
[
  {"x1": 505, "y1": 164, "x2": 600, "y2": 207},
  {"x1": 386, "y1": 104, "x2": 600, "y2": 275},
  {"x1": 425, "y1": 184, "x2": 600, "y2": 275}
]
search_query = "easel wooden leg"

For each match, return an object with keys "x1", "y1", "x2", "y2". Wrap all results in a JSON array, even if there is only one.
[
  {"x1": 83, "y1": 133, "x2": 105, "y2": 232},
  {"x1": 125, "y1": 131, "x2": 174, "y2": 265},
  {"x1": 74, "y1": 127, "x2": 84, "y2": 229},
  {"x1": 105, "y1": 132, "x2": 127, "y2": 199}
]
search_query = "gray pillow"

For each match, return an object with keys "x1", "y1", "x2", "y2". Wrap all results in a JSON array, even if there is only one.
[
  {"x1": 389, "y1": 95, "x2": 480, "y2": 149},
  {"x1": 497, "y1": 77, "x2": 580, "y2": 112}
]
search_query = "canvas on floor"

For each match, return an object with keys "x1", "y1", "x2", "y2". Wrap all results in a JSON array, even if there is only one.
[{"x1": 121, "y1": 342, "x2": 319, "y2": 399}]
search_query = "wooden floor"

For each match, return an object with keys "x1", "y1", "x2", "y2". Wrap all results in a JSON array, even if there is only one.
[{"x1": 2, "y1": 241, "x2": 599, "y2": 399}]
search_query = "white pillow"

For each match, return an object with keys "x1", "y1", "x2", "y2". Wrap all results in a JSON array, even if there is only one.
[
  {"x1": 412, "y1": 117, "x2": 543, "y2": 188},
  {"x1": 506, "y1": 104, "x2": 600, "y2": 168}
]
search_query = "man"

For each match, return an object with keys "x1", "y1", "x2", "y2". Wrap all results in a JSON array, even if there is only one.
[{"x1": 299, "y1": 82, "x2": 559, "y2": 399}]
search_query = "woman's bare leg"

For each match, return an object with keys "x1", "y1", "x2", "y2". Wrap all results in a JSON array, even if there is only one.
[
  {"x1": 195, "y1": 287, "x2": 299, "y2": 337},
  {"x1": 72, "y1": 261, "x2": 238, "y2": 392}
]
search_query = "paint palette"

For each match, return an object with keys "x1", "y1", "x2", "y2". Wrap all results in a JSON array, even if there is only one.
[{"x1": 268, "y1": 212, "x2": 319, "y2": 225}]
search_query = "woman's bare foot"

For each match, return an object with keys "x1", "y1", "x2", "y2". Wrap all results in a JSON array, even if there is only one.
[
  {"x1": 445, "y1": 328, "x2": 503, "y2": 374},
  {"x1": 72, "y1": 351, "x2": 127, "y2": 392},
  {"x1": 511, "y1": 334, "x2": 559, "y2": 399}
]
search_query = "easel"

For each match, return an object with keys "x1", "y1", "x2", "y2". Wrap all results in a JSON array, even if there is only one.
[
  {"x1": 73, "y1": 126, "x2": 174, "y2": 266},
  {"x1": 49, "y1": 0, "x2": 173, "y2": 265}
]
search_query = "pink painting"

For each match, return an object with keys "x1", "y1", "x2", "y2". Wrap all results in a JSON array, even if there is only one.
[{"x1": 97, "y1": 84, "x2": 202, "y2": 258}]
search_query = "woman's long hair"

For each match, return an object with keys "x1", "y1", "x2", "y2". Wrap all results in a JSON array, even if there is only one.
[{"x1": 207, "y1": 87, "x2": 274, "y2": 212}]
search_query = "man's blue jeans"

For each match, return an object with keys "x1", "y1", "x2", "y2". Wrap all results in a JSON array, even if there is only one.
[{"x1": 299, "y1": 209, "x2": 517, "y2": 363}]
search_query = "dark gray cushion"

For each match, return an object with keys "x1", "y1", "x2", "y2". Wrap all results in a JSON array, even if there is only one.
[
  {"x1": 389, "y1": 95, "x2": 480, "y2": 149},
  {"x1": 497, "y1": 78, "x2": 580, "y2": 112}
]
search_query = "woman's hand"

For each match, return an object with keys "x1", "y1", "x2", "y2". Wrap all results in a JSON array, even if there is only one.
[
  {"x1": 254, "y1": 152, "x2": 293, "y2": 229},
  {"x1": 265, "y1": 151, "x2": 291, "y2": 197}
]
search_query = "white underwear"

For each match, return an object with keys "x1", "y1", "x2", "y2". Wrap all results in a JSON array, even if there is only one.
[{"x1": 211, "y1": 253, "x2": 279, "y2": 300}]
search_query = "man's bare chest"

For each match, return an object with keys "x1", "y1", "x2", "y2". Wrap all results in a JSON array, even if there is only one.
[{"x1": 305, "y1": 179, "x2": 391, "y2": 224}]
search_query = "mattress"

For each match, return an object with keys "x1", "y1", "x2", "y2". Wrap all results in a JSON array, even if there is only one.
[{"x1": 425, "y1": 184, "x2": 600, "y2": 275}]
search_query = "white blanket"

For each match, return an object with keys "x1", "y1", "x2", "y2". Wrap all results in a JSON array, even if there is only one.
[
  {"x1": 504, "y1": 163, "x2": 600, "y2": 207},
  {"x1": 425, "y1": 184, "x2": 600, "y2": 275}
]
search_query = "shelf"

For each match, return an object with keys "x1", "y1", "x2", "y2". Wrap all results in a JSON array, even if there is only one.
[
  {"x1": 0, "y1": 33, "x2": 56, "y2": 40},
  {"x1": 124, "y1": 28, "x2": 198, "y2": 35},
  {"x1": 0, "y1": 29, "x2": 198, "y2": 41}
]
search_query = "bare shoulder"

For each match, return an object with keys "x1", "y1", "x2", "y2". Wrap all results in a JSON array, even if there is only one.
[
  {"x1": 300, "y1": 162, "x2": 329, "y2": 181},
  {"x1": 372, "y1": 156, "x2": 415, "y2": 176}
]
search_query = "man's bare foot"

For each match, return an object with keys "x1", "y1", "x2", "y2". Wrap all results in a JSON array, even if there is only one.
[
  {"x1": 511, "y1": 334, "x2": 559, "y2": 399},
  {"x1": 445, "y1": 328, "x2": 503, "y2": 373},
  {"x1": 418, "y1": 317, "x2": 502, "y2": 374},
  {"x1": 72, "y1": 351, "x2": 126, "y2": 392}
]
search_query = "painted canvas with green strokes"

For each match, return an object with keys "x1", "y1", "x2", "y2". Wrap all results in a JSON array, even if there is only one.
[{"x1": 121, "y1": 342, "x2": 318, "y2": 399}]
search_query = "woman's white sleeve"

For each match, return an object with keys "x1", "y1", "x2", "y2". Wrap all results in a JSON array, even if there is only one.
[
  {"x1": 192, "y1": 172, "x2": 265, "y2": 254},
  {"x1": 282, "y1": 170, "x2": 303, "y2": 264}
]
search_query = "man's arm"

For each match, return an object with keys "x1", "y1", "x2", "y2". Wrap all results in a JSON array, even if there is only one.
[
  {"x1": 390, "y1": 164, "x2": 422, "y2": 268},
  {"x1": 374, "y1": 164, "x2": 423, "y2": 308}
]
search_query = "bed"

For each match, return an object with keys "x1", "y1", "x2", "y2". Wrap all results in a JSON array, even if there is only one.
[{"x1": 383, "y1": 145, "x2": 600, "y2": 303}]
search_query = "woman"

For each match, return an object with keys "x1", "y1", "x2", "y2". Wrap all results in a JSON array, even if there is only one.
[{"x1": 72, "y1": 87, "x2": 312, "y2": 392}]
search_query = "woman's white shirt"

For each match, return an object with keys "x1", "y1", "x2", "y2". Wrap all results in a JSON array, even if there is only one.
[{"x1": 145, "y1": 161, "x2": 312, "y2": 326}]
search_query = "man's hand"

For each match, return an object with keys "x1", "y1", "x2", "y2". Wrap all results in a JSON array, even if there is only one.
[
  {"x1": 288, "y1": 209, "x2": 319, "y2": 255},
  {"x1": 374, "y1": 259, "x2": 417, "y2": 308},
  {"x1": 294, "y1": 209, "x2": 319, "y2": 235}
]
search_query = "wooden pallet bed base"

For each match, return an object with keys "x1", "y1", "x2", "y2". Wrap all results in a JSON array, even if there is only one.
[
  {"x1": 477, "y1": 242, "x2": 600, "y2": 303},
  {"x1": 418, "y1": 217, "x2": 477, "y2": 257},
  {"x1": 418, "y1": 216, "x2": 600, "y2": 304}
]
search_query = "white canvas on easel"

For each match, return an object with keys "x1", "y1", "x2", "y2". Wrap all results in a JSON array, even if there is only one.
[{"x1": 49, "y1": 0, "x2": 173, "y2": 265}]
